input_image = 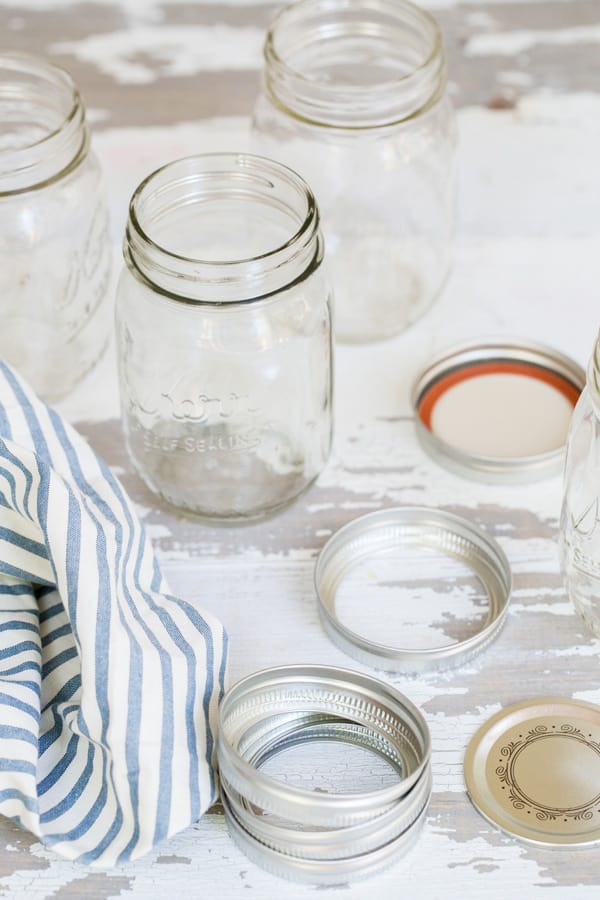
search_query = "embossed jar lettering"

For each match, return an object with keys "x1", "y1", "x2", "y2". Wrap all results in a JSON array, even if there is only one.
[{"x1": 117, "y1": 153, "x2": 333, "y2": 521}]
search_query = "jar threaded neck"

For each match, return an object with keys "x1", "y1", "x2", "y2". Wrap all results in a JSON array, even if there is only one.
[
  {"x1": 125, "y1": 153, "x2": 322, "y2": 304},
  {"x1": 263, "y1": 0, "x2": 447, "y2": 129},
  {"x1": 0, "y1": 53, "x2": 88, "y2": 194}
]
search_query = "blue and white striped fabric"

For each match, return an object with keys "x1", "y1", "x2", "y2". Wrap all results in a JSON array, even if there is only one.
[{"x1": 0, "y1": 361, "x2": 227, "y2": 865}]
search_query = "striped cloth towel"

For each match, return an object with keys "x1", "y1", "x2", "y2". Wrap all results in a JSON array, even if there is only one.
[{"x1": 0, "y1": 361, "x2": 227, "y2": 865}]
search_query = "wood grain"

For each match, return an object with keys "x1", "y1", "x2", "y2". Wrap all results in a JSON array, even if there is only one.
[{"x1": 1, "y1": 0, "x2": 600, "y2": 896}]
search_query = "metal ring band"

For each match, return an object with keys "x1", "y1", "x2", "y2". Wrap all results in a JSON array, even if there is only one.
[
  {"x1": 218, "y1": 665, "x2": 430, "y2": 826},
  {"x1": 221, "y1": 788, "x2": 429, "y2": 885},
  {"x1": 315, "y1": 506, "x2": 512, "y2": 673},
  {"x1": 221, "y1": 765, "x2": 432, "y2": 860}
]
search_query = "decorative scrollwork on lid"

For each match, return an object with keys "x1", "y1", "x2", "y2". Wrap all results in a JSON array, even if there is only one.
[
  {"x1": 531, "y1": 724, "x2": 549, "y2": 734},
  {"x1": 495, "y1": 722, "x2": 600, "y2": 822}
]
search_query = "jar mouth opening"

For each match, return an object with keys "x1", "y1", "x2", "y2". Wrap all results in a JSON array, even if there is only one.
[
  {"x1": 0, "y1": 53, "x2": 80, "y2": 151},
  {"x1": 128, "y1": 153, "x2": 319, "y2": 269},
  {"x1": 126, "y1": 153, "x2": 322, "y2": 303},
  {"x1": 0, "y1": 52, "x2": 86, "y2": 193},
  {"x1": 263, "y1": 0, "x2": 445, "y2": 128}
]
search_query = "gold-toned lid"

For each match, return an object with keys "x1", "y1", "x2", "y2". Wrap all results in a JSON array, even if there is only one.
[{"x1": 464, "y1": 697, "x2": 600, "y2": 846}]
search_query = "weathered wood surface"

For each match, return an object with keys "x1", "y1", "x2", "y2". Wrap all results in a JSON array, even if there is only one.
[{"x1": 2, "y1": 0, "x2": 600, "y2": 896}]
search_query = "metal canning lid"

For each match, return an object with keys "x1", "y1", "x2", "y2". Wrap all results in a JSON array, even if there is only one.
[
  {"x1": 222, "y1": 763, "x2": 432, "y2": 860},
  {"x1": 221, "y1": 789, "x2": 429, "y2": 885},
  {"x1": 464, "y1": 697, "x2": 600, "y2": 847},
  {"x1": 412, "y1": 338, "x2": 585, "y2": 482},
  {"x1": 217, "y1": 665, "x2": 431, "y2": 827},
  {"x1": 242, "y1": 716, "x2": 407, "y2": 773},
  {"x1": 217, "y1": 666, "x2": 433, "y2": 882},
  {"x1": 314, "y1": 506, "x2": 511, "y2": 673},
  {"x1": 221, "y1": 716, "x2": 431, "y2": 859}
]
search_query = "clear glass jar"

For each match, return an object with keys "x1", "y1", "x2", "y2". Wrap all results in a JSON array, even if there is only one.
[
  {"x1": 252, "y1": 0, "x2": 457, "y2": 344},
  {"x1": 560, "y1": 334, "x2": 600, "y2": 636},
  {"x1": 116, "y1": 153, "x2": 333, "y2": 521},
  {"x1": 0, "y1": 53, "x2": 112, "y2": 402}
]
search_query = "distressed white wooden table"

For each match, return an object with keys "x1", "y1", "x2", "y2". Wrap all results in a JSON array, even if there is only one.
[{"x1": 2, "y1": 0, "x2": 600, "y2": 896}]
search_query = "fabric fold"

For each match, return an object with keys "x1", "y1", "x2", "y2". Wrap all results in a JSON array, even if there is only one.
[{"x1": 0, "y1": 361, "x2": 227, "y2": 865}]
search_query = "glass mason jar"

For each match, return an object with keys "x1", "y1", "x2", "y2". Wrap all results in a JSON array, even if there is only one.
[
  {"x1": 116, "y1": 153, "x2": 333, "y2": 521},
  {"x1": 560, "y1": 335, "x2": 600, "y2": 637},
  {"x1": 0, "y1": 53, "x2": 112, "y2": 402},
  {"x1": 252, "y1": 0, "x2": 457, "y2": 344}
]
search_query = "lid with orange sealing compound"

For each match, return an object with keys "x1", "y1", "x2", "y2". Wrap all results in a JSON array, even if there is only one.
[{"x1": 412, "y1": 338, "x2": 585, "y2": 482}]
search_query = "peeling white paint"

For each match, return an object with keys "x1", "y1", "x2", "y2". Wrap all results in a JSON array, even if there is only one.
[
  {"x1": 547, "y1": 641, "x2": 600, "y2": 658},
  {"x1": 512, "y1": 601, "x2": 573, "y2": 616},
  {"x1": 11, "y1": 0, "x2": 279, "y2": 8},
  {"x1": 428, "y1": 0, "x2": 574, "y2": 5},
  {"x1": 512, "y1": 587, "x2": 565, "y2": 600},
  {"x1": 305, "y1": 502, "x2": 336, "y2": 514},
  {"x1": 496, "y1": 70, "x2": 534, "y2": 87},
  {"x1": 52, "y1": 25, "x2": 264, "y2": 83},
  {"x1": 11, "y1": 805, "x2": 584, "y2": 899},
  {"x1": 516, "y1": 91, "x2": 600, "y2": 131},
  {"x1": 466, "y1": 24, "x2": 600, "y2": 57},
  {"x1": 1, "y1": 0, "x2": 597, "y2": 890},
  {"x1": 7, "y1": 0, "x2": 577, "y2": 8},
  {"x1": 429, "y1": 705, "x2": 501, "y2": 793},
  {"x1": 465, "y1": 10, "x2": 498, "y2": 29},
  {"x1": 573, "y1": 688, "x2": 600, "y2": 704}
]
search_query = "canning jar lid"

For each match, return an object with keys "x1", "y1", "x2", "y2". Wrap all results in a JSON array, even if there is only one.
[
  {"x1": 412, "y1": 338, "x2": 584, "y2": 483},
  {"x1": 465, "y1": 697, "x2": 600, "y2": 847},
  {"x1": 217, "y1": 665, "x2": 432, "y2": 883},
  {"x1": 217, "y1": 664, "x2": 431, "y2": 827},
  {"x1": 314, "y1": 506, "x2": 511, "y2": 672},
  {"x1": 221, "y1": 788, "x2": 429, "y2": 885},
  {"x1": 221, "y1": 733, "x2": 432, "y2": 859}
]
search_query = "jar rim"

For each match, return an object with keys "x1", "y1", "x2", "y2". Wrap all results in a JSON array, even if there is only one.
[
  {"x1": 0, "y1": 53, "x2": 80, "y2": 147},
  {"x1": 125, "y1": 153, "x2": 323, "y2": 304},
  {"x1": 263, "y1": 0, "x2": 446, "y2": 129},
  {"x1": 0, "y1": 52, "x2": 87, "y2": 193}
]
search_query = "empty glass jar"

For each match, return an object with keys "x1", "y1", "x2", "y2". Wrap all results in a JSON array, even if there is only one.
[
  {"x1": 0, "y1": 53, "x2": 112, "y2": 401},
  {"x1": 560, "y1": 333, "x2": 600, "y2": 637},
  {"x1": 116, "y1": 153, "x2": 333, "y2": 521},
  {"x1": 252, "y1": 0, "x2": 457, "y2": 344}
]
